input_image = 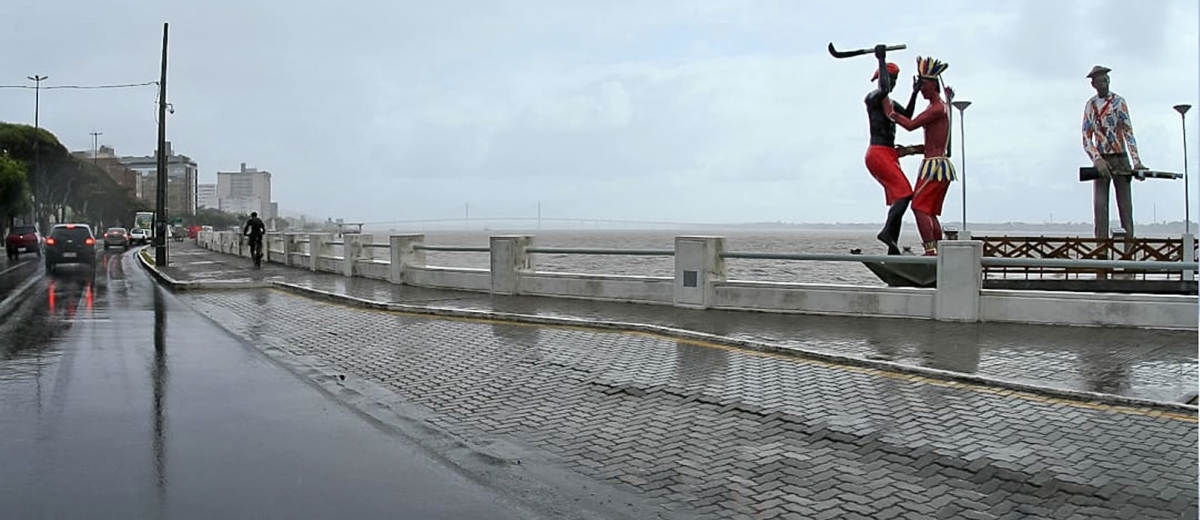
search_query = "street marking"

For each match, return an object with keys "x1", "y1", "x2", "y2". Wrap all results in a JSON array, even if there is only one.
[
  {"x1": 0, "y1": 259, "x2": 32, "y2": 277},
  {"x1": 267, "y1": 288, "x2": 1196, "y2": 423}
]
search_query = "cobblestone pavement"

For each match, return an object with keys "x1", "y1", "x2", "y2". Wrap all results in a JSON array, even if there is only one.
[
  {"x1": 179, "y1": 286, "x2": 1198, "y2": 520},
  {"x1": 162, "y1": 244, "x2": 1199, "y2": 403}
]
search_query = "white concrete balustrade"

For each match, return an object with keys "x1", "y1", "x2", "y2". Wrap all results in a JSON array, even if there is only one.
[{"x1": 194, "y1": 231, "x2": 1199, "y2": 330}]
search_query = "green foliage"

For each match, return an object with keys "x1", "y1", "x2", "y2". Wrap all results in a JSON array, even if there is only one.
[
  {"x1": 189, "y1": 208, "x2": 242, "y2": 229},
  {"x1": 0, "y1": 153, "x2": 30, "y2": 225},
  {"x1": 0, "y1": 122, "x2": 144, "y2": 230}
]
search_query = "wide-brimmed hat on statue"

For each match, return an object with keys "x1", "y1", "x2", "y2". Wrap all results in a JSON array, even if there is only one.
[{"x1": 1086, "y1": 65, "x2": 1112, "y2": 78}]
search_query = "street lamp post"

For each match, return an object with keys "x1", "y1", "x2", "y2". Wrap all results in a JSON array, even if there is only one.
[
  {"x1": 27, "y1": 75, "x2": 48, "y2": 231},
  {"x1": 951, "y1": 100, "x2": 972, "y2": 235},
  {"x1": 90, "y1": 132, "x2": 103, "y2": 162},
  {"x1": 1173, "y1": 104, "x2": 1194, "y2": 282},
  {"x1": 1174, "y1": 104, "x2": 1192, "y2": 235}
]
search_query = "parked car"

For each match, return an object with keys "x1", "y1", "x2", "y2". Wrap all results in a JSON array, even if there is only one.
[
  {"x1": 103, "y1": 227, "x2": 130, "y2": 250},
  {"x1": 5, "y1": 225, "x2": 42, "y2": 260},
  {"x1": 129, "y1": 228, "x2": 149, "y2": 245},
  {"x1": 45, "y1": 224, "x2": 97, "y2": 272}
]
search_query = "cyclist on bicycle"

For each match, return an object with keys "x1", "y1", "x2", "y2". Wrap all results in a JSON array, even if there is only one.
[{"x1": 242, "y1": 212, "x2": 266, "y2": 263}]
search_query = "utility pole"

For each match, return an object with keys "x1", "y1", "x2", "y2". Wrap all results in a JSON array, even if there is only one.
[
  {"x1": 537, "y1": 201, "x2": 541, "y2": 230},
  {"x1": 27, "y1": 74, "x2": 47, "y2": 231},
  {"x1": 155, "y1": 22, "x2": 170, "y2": 267},
  {"x1": 465, "y1": 202, "x2": 469, "y2": 230}
]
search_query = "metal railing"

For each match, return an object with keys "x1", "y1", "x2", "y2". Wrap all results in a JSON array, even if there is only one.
[
  {"x1": 982, "y1": 257, "x2": 1198, "y2": 271},
  {"x1": 414, "y1": 244, "x2": 490, "y2": 253},
  {"x1": 526, "y1": 247, "x2": 674, "y2": 256},
  {"x1": 208, "y1": 233, "x2": 1200, "y2": 275},
  {"x1": 722, "y1": 251, "x2": 937, "y2": 265}
]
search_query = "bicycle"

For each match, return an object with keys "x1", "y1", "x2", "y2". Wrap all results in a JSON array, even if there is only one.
[{"x1": 246, "y1": 234, "x2": 263, "y2": 269}]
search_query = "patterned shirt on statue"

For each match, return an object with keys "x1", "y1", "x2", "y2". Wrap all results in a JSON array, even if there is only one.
[{"x1": 1082, "y1": 92, "x2": 1140, "y2": 165}]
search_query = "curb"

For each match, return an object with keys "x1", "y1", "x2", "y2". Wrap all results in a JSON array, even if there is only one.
[
  {"x1": 0, "y1": 273, "x2": 43, "y2": 322},
  {"x1": 144, "y1": 260, "x2": 1200, "y2": 415},
  {"x1": 137, "y1": 250, "x2": 273, "y2": 291}
]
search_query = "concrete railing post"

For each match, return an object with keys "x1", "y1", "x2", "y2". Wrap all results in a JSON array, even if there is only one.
[
  {"x1": 674, "y1": 236, "x2": 726, "y2": 309},
  {"x1": 264, "y1": 233, "x2": 277, "y2": 263},
  {"x1": 282, "y1": 233, "x2": 297, "y2": 267},
  {"x1": 1183, "y1": 233, "x2": 1195, "y2": 282},
  {"x1": 309, "y1": 233, "x2": 332, "y2": 272},
  {"x1": 490, "y1": 235, "x2": 535, "y2": 295},
  {"x1": 389, "y1": 234, "x2": 426, "y2": 285},
  {"x1": 343, "y1": 234, "x2": 372, "y2": 277},
  {"x1": 935, "y1": 240, "x2": 983, "y2": 322}
]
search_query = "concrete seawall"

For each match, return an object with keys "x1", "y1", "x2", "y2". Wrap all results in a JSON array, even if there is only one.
[{"x1": 197, "y1": 231, "x2": 1199, "y2": 330}]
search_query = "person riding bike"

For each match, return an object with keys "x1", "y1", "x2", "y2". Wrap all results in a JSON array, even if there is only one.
[{"x1": 242, "y1": 212, "x2": 266, "y2": 266}]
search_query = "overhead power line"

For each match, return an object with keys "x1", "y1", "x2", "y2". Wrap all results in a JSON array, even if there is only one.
[{"x1": 0, "y1": 81, "x2": 158, "y2": 90}]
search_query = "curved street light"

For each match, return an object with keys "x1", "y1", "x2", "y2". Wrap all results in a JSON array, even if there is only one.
[
  {"x1": 951, "y1": 100, "x2": 972, "y2": 234},
  {"x1": 1173, "y1": 104, "x2": 1191, "y2": 235}
]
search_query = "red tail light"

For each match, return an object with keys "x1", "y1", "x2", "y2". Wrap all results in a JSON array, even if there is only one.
[
  {"x1": 46, "y1": 237, "x2": 56, "y2": 245},
  {"x1": 85, "y1": 238, "x2": 95, "y2": 246},
  {"x1": 66, "y1": 224, "x2": 76, "y2": 229}
]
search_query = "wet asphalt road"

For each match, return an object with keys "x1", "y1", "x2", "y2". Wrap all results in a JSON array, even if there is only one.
[{"x1": 0, "y1": 250, "x2": 532, "y2": 520}]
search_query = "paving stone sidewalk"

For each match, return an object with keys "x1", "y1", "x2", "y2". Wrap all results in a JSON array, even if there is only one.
[
  {"x1": 160, "y1": 243, "x2": 1198, "y2": 404},
  {"x1": 179, "y1": 286, "x2": 1198, "y2": 520}
]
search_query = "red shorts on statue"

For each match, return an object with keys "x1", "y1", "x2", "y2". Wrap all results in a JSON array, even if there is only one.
[
  {"x1": 864, "y1": 146, "x2": 913, "y2": 205},
  {"x1": 912, "y1": 177, "x2": 950, "y2": 216}
]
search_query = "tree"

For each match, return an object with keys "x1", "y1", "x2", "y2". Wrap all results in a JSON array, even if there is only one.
[
  {"x1": 0, "y1": 153, "x2": 30, "y2": 229},
  {"x1": 189, "y1": 208, "x2": 242, "y2": 230},
  {"x1": 0, "y1": 122, "x2": 144, "y2": 231}
]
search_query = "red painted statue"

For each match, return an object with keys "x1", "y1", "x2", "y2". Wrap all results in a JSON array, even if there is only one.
[
  {"x1": 864, "y1": 45, "x2": 920, "y2": 255},
  {"x1": 883, "y1": 56, "x2": 955, "y2": 256}
]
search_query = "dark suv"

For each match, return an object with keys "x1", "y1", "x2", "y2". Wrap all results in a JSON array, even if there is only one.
[
  {"x1": 45, "y1": 224, "x2": 97, "y2": 272},
  {"x1": 6, "y1": 225, "x2": 42, "y2": 260}
]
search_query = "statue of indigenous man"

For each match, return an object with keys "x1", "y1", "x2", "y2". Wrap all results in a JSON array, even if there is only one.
[{"x1": 883, "y1": 56, "x2": 954, "y2": 256}]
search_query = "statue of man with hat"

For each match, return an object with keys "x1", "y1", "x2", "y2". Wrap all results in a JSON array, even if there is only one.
[{"x1": 1082, "y1": 65, "x2": 1146, "y2": 239}]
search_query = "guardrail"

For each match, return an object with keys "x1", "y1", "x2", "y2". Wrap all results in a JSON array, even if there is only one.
[
  {"x1": 526, "y1": 247, "x2": 674, "y2": 256},
  {"x1": 414, "y1": 244, "x2": 490, "y2": 253},
  {"x1": 982, "y1": 257, "x2": 1199, "y2": 271},
  {"x1": 723, "y1": 251, "x2": 937, "y2": 265},
  {"x1": 193, "y1": 231, "x2": 1199, "y2": 330}
]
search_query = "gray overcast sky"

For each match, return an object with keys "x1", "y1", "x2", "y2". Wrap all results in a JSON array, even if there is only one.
[{"x1": 2, "y1": 0, "x2": 1197, "y2": 225}]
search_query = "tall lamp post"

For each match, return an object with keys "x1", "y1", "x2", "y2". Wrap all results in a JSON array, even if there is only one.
[
  {"x1": 1173, "y1": 104, "x2": 1191, "y2": 235},
  {"x1": 90, "y1": 131, "x2": 103, "y2": 165},
  {"x1": 951, "y1": 100, "x2": 972, "y2": 235},
  {"x1": 27, "y1": 75, "x2": 48, "y2": 230},
  {"x1": 1174, "y1": 104, "x2": 1194, "y2": 283}
]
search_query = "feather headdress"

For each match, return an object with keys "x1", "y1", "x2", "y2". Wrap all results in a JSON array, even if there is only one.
[{"x1": 916, "y1": 56, "x2": 949, "y2": 79}]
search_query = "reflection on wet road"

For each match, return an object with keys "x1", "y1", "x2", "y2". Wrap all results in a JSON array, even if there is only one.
[{"x1": 0, "y1": 250, "x2": 532, "y2": 520}]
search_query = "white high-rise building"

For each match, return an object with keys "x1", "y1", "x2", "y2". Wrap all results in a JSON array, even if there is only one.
[
  {"x1": 197, "y1": 184, "x2": 217, "y2": 209},
  {"x1": 217, "y1": 163, "x2": 274, "y2": 218}
]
